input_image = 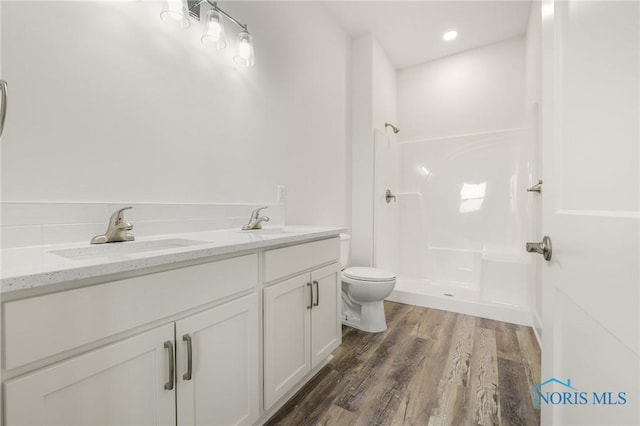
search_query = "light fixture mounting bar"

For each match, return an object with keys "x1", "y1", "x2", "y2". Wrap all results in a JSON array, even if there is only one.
[
  {"x1": 186, "y1": 0, "x2": 248, "y2": 31},
  {"x1": 207, "y1": 1, "x2": 247, "y2": 30},
  {"x1": 187, "y1": 0, "x2": 206, "y2": 20}
]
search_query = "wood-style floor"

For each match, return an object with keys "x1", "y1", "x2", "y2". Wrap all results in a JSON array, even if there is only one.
[{"x1": 266, "y1": 301, "x2": 541, "y2": 426}]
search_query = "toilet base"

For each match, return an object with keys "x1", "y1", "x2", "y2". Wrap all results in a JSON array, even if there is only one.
[{"x1": 342, "y1": 291, "x2": 388, "y2": 333}]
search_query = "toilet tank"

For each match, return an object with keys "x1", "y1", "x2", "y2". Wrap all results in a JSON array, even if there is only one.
[{"x1": 339, "y1": 233, "x2": 350, "y2": 269}]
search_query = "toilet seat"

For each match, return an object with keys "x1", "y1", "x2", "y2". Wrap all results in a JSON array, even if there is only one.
[{"x1": 343, "y1": 267, "x2": 396, "y2": 282}]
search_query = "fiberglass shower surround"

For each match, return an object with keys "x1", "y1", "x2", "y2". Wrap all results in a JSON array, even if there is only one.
[{"x1": 374, "y1": 127, "x2": 534, "y2": 325}]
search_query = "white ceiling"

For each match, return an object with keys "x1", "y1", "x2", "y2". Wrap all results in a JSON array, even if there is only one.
[{"x1": 323, "y1": 1, "x2": 532, "y2": 69}]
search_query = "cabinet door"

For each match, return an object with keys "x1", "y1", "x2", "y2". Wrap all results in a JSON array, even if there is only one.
[
  {"x1": 175, "y1": 293, "x2": 259, "y2": 426},
  {"x1": 263, "y1": 273, "x2": 311, "y2": 409},
  {"x1": 310, "y1": 263, "x2": 341, "y2": 368},
  {"x1": 5, "y1": 324, "x2": 176, "y2": 426}
]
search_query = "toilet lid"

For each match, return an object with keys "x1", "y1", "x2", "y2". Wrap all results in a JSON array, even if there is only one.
[{"x1": 344, "y1": 267, "x2": 396, "y2": 282}]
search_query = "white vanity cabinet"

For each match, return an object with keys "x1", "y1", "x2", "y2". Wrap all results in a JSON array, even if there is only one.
[
  {"x1": 309, "y1": 265, "x2": 342, "y2": 367},
  {"x1": 3, "y1": 254, "x2": 260, "y2": 426},
  {"x1": 262, "y1": 239, "x2": 341, "y2": 410},
  {"x1": 5, "y1": 323, "x2": 177, "y2": 426},
  {"x1": 1, "y1": 233, "x2": 343, "y2": 426},
  {"x1": 5, "y1": 294, "x2": 260, "y2": 426},
  {"x1": 175, "y1": 293, "x2": 259, "y2": 426}
]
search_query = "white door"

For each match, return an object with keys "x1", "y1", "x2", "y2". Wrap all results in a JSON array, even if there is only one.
[
  {"x1": 4, "y1": 324, "x2": 176, "y2": 426},
  {"x1": 539, "y1": 1, "x2": 639, "y2": 424},
  {"x1": 310, "y1": 263, "x2": 341, "y2": 368},
  {"x1": 0, "y1": 0, "x2": 5, "y2": 143},
  {"x1": 176, "y1": 293, "x2": 259, "y2": 426},
  {"x1": 263, "y1": 273, "x2": 311, "y2": 409}
]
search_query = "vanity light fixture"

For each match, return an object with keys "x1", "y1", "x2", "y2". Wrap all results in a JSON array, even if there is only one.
[
  {"x1": 442, "y1": 30, "x2": 458, "y2": 41},
  {"x1": 234, "y1": 30, "x2": 255, "y2": 67},
  {"x1": 160, "y1": 0, "x2": 254, "y2": 67},
  {"x1": 160, "y1": 0, "x2": 191, "y2": 29},
  {"x1": 201, "y1": 9, "x2": 226, "y2": 50}
]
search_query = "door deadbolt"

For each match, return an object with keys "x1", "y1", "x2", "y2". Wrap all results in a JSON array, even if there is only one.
[{"x1": 526, "y1": 236, "x2": 552, "y2": 261}]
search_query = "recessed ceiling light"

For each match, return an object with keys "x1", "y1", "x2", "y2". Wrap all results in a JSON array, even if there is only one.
[{"x1": 443, "y1": 30, "x2": 458, "y2": 41}]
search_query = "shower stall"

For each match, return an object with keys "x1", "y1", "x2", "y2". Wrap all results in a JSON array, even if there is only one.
[{"x1": 374, "y1": 126, "x2": 536, "y2": 325}]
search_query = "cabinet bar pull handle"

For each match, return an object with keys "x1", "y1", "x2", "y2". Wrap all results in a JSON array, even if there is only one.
[
  {"x1": 306, "y1": 282, "x2": 312, "y2": 309},
  {"x1": 313, "y1": 280, "x2": 319, "y2": 307},
  {"x1": 183, "y1": 334, "x2": 193, "y2": 381},
  {"x1": 0, "y1": 80, "x2": 7, "y2": 138},
  {"x1": 164, "y1": 340, "x2": 175, "y2": 390}
]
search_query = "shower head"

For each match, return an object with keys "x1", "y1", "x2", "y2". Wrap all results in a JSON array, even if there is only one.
[{"x1": 385, "y1": 122, "x2": 400, "y2": 134}]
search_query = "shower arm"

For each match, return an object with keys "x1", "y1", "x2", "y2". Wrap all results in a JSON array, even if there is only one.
[{"x1": 385, "y1": 122, "x2": 400, "y2": 134}]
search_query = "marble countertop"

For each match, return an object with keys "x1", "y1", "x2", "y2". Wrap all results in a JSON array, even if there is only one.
[{"x1": 1, "y1": 226, "x2": 345, "y2": 298}]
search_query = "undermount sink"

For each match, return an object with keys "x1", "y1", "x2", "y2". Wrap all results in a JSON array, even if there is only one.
[{"x1": 50, "y1": 239, "x2": 209, "y2": 260}]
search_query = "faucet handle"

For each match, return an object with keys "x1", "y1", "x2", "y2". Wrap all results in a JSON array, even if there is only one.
[
  {"x1": 123, "y1": 223, "x2": 135, "y2": 241},
  {"x1": 109, "y1": 206, "x2": 133, "y2": 225}
]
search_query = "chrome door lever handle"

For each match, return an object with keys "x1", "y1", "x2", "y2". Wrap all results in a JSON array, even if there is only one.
[{"x1": 526, "y1": 236, "x2": 552, "y2": 261}]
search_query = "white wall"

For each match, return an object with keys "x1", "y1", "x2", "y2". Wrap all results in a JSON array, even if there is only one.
[
  {"x1": 526, "y1": 3, "x2": 542, "y2": 111},
  {"x1": 0, "y1": 1, "x2": 349, "y2": 227},
  {"x1": 350, "y1": 34, "x2": 397, "y2": 267},
  {"x1": 371, "y1": 41, "x2": 400, "y2": 272},
  {"x1": 371, "y1": 42, "x2": 397, "y2": 134},
  {"x1": 350, "y1": 34, "x2": 374, "y2": 266},
  {"x1": 398, "y1": 37, "x2": 526, "y2": 142}
]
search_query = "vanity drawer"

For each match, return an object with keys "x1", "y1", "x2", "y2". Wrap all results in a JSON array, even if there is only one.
[
  {"x1": 263, "y1": 238, "x2": 339, "y2": 283},
  {"x1": 3, "y1": 253, "x2": 258, "y2": 371}
]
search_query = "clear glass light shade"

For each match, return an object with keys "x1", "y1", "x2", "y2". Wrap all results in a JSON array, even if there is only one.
[
  {"x1": 160, "y1": 0, "x2": 190, "y2": 29},
  {"x1": 201, "y1": 10, "x2": 226, "y2": 49},
  {"x1": 234, "y1": 31, "x2": 255, "y2": 67}
]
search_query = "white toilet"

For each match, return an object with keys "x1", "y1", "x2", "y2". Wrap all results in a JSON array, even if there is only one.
[{"x1": 339, "y1": 234, "x2": 396, "y2": 333}]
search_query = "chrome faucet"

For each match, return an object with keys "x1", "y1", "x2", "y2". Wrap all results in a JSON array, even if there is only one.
[
  {"x1": 91, "y1": 206, "x2": 135, "y2": 244},
  {"x1": 242, "y1": 206, "x2": 270, "y2": 230}
]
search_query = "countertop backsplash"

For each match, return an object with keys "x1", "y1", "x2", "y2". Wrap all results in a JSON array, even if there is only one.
[{"x1": 1, "y1": 202, "x2": 285, "y2": 249}]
